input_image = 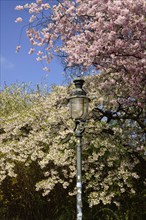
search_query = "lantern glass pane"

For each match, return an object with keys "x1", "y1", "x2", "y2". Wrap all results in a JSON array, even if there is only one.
[
  {"x1": 70, "y1": 97, "x2": 89, "y2": 119},
  {"x1": 70, "y1": 97, "x2": 83, "y2": 119},
  {"x1": 83, "y1": 98, "x2": 89, "y2": 118}
]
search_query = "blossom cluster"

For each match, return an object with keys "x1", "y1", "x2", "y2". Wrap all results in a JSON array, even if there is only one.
[{"x1": 15, "y1": 0, "x2": 146, "y2": 104}]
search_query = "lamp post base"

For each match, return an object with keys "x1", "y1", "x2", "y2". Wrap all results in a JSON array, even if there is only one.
[{"x1": 77, "y1": 185, "x2": 82, "y2": 220}]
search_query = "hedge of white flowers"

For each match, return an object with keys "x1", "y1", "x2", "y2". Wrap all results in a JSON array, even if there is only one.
[{"x1": 0, "y1": 75, "x2": 143, "y2": 208}]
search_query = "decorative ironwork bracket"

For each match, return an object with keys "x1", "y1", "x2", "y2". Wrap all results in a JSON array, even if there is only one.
[{"x1": 74, "y1": 119, "x2": 85, "y2": 138}]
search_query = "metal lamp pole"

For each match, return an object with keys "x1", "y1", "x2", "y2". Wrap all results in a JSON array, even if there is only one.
[
  {"x1": 68, "y1": 77, "x2": 90, "y2": 220},
  {"x1": 75, "y1": 120, "x2": 85, "y2": 220}
]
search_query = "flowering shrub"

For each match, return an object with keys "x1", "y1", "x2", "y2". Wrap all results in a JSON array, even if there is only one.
[{"x1": 0, "y1": 77, "x2": 145, "y2": 218}]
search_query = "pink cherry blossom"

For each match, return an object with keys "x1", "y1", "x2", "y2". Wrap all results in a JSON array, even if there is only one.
[
  {"x1": 15, "y1": 5, "x2": 24, "y2": 11},
  {"x1": 16, "y1": 45, "x2": 21, "y2": 53},
  {"x1": 15, "y1": 17, "x2": 23, "y2": 23},
  {"x1": 36, "y1": 0, "x2": 42, "y2": 4},
  {"x1": 37, "y1": 51, "x2": 43, "y2": 56},
  {"x1": 29, "y1": 15, "x2": 36, "y2": 23},
  {"x1": 36, "y1": 57, "x2": 42, "y2": 61},
  {"x1": 43, "y1": 67, "x2": 49, "y2": 71},
  {"x1": 15, "y1": 0, "x2": 146, "y2": 104},
  {"x1": 28, "y1": 48, "x2": 35, "y2": 54}
]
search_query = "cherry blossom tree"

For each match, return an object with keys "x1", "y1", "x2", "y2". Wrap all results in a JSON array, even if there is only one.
[{"x1": 15, "y1": 0, "x2": 146, "y2": 104}]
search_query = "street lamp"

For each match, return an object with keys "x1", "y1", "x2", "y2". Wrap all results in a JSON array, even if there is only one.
[{"x1": 68, "y1": 77, "x2": 90, "y2": 220}]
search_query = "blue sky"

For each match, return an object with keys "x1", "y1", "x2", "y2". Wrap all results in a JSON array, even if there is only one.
[{"x1": 0, "y1": 0, "x2": 65, "y2": 89}]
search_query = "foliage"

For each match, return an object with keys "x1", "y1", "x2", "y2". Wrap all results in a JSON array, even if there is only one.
[{"x1": 0, "y1": 78, "x2": 145, "y2": 219}]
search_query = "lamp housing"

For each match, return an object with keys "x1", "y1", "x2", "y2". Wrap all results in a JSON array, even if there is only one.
[{"x1": 69, "y1": 77, "x2": 90, "y2": 120}]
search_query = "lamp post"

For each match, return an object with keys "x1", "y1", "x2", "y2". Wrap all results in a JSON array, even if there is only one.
[{"x1": 68, "y1": 77, "x2": 90, "y2": 220}]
